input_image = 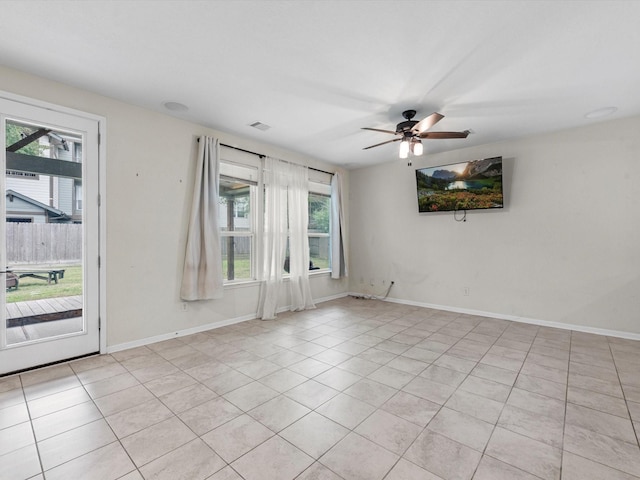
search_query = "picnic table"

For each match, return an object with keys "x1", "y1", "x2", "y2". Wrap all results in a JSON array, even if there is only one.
[{"x1": 8, "y1": 269, "x2": 66, "y2": 285}]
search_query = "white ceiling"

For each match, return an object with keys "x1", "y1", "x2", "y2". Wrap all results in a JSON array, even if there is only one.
[{"x1": 1, "y1": 1, "x2": 639, "y2": 169}]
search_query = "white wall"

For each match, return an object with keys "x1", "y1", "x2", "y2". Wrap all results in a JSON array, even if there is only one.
[
  {"x1": 0, "y1": 65, "x2": 349, "y2": 348},
  {"x1": 349, "y1": 116, "x2": 640, "y2": 335}
]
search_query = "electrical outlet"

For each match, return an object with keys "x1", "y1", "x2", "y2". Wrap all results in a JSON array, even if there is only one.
[
  {"x1": 463, "y1": 287, "x2": 470, "y2": 296},
  {"x1": 181, "y1": 302, "x2": 189, "y2": 312},
  {"x1": 382, "y1": 280, "x2": 386, "y2": 286}
]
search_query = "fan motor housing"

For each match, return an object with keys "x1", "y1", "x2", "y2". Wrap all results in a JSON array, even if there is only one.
[
  {"x1": 362, "y1": 109, "x2": 469, "y2": 152},
  {"x1": 396, "y1": 109, "x2": 419, "y2": 133},
  {"x1": 396, "y1": 120, "x2": 418, "y2": 133}
]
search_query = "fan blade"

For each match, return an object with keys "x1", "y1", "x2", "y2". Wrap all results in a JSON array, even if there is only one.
[
  {"x1": 412, "y1": 112, "x2": 444, "y2": 134},
  {"x1": 361, "y1": 127, "x2": 400, "y2": 135},
  {"x1": 363, "y1": 138, "x2": 402, "y2": 150},
  {"x1": 419, "y1": 130, "x2": 470, "y2": 139}
]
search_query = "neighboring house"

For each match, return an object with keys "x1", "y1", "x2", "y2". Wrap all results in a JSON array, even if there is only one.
[
  {"x1": 5, "y1": 130, "x2": 82, "y2": 223},
  {"x1": 5, "y1": 189, "x2": 70, "y2": 223}
]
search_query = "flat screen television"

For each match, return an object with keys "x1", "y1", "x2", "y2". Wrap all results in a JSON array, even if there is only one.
[{"x1": 415, "y1": 156, "x2": 503, "y2": 213}]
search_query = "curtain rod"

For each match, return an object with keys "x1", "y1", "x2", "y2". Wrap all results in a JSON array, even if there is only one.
[
  {"x1": 220, "y1": 143, "x2": 266, "y2": 159},
  {"x1": 197, "y1": 138, "x2": 334, "y2": 176}
]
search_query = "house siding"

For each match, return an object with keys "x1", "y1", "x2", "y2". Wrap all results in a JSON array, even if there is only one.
[
  {"x1": 5, "y1": 195, "x2": 47, "y2": 223},
  {"x1": 57, "y1": 177, "x2": 73, "y2": 214},
  {"x1": 6, "y1": 174, "x2": 51, "y2": 206}
]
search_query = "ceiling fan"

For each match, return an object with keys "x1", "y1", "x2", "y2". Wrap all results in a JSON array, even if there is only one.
[{"x1": 362, "y1": 110, "x2": 470, "y2": 164}]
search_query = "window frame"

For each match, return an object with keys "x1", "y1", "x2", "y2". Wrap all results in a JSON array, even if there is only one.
[
  {"x1": 219, "y1": 159, "x2": 259, "y2": 284},
  {"x1": 307, "y1": 183, "x2": 331, "y2": 273},
  {"x1": 218, "y1": 150, "x2": 333, "y2": 285}
]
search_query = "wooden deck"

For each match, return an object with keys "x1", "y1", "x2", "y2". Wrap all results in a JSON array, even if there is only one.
[{"x1": 6, "y1": 295, "x2": 83, "y2": 327}]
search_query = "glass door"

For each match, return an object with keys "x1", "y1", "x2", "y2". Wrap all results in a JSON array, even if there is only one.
[{"x1": 0, "y1": 97, "x2": 100, "y2": 375}]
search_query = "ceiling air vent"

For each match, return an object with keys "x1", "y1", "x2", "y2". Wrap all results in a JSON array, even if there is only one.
[{"x1": 249, "y1": 122, "x2": 271, "y2": 131}]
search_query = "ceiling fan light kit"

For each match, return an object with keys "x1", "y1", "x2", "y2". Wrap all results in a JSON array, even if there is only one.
[
  {"x1": 362, "y1": 109, "x2": 470, "y2": 164},
  {"x1": 411, "y1": 138, "x2": 423, "y2": 156},
  {"x1": 399, "y1": 139, "x2": 410, "y2": 159}
]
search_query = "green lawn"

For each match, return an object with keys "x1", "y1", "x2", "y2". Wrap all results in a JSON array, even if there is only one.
[
  {"x1": 222, "y1": 254, "x2": 251, "y2": 281},
  {"x1": 223, "y1": 254, "x2": 330, "y2": 281},
  {"x1": 6, "y1": 265, "x2": 83, "y2": 303},
  {"x1": 310, "y1": 255, "x2": 329, "y2": 269}
]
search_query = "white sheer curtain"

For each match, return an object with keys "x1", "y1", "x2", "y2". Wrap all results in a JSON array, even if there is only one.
[
  {"x1": 258, "y1": 157, "x2": 288, "y2": 319},
  {"x1": 288, "y1": 163, "x2": 315, "y2": 312},
  {"x1": 180, "y1": 136, "x2": 224, "y2": 300},
  {"x1": 331, "y1": 172, "x2": 348, "y2": 279},
  {"x1": 258, "y1": 158, "x2": 315, "y2": 319}
]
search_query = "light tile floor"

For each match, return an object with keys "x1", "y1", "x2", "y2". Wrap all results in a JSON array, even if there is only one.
[{"x1": 2, "y1": 297, "x2": 640, "y2": 480}]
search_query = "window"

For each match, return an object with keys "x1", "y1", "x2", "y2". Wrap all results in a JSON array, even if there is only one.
[
  {"x1": 219, "y1": 177, "x2": 254, "y2": 282},
  {"x1": 219, "y1": 160, "x2": 258, "y2": 283},
  {"x1": 74, "y1": 182, "x2": 83, "y2": 211},
  {"x1": 308, "y1": 190, "x2": 330, "y2": 270},
  {"x1": 281, "y1": 182, "x2": 331, "y2": 274},
  {"x1": 218, "y1": 152, "x2": 333, "y2": 282}
]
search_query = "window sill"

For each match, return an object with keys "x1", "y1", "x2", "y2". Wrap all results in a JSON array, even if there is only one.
[
  {"x1": 309, "y1": 269, "x2": 331, "y2": 277},
  {"x1": 223, "y1": 279, "x2": 261, "y2": 290}
]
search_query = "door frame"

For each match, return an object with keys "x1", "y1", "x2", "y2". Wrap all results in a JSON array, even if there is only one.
[{"x1": 0, "y1": 89, "x2": 107, "y2": 368}]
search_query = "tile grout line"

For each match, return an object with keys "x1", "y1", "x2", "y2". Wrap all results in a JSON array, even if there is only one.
[
  {"x1": 613, "y1": 341, "x2": 640, "y2": 476},
  {"x1": 71, "y1": 362, "x2": 141, "y2": 479},
  {"x1": 6, "y1": 300, "x2": 640, "y2": 480},
  {"x1": 19, "y1": 373, "x2": 46, "y2": 480},
  {"x1": 471, "y1": 322, "x2": 540, "y2": 479},
  {"x1": 558, "y1": 330, "x2": 573, "y2": 480},
  {"x1": 609, "y1": 336, "x2": 640, "y2": 449},
  {"x1": 562, "y1": 334, "x2": 640, "y2": 478}
]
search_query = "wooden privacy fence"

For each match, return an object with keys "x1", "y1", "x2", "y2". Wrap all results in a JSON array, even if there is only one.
[
  {"x1": 220, "y1": 236, "x2": 251, "y2": 255},
  {"x1": 220, "y1": 236, "x2": 330, "y2": 259},
  {"x1": 6, "y1": 223, "x2": 82, "y2": 264}
]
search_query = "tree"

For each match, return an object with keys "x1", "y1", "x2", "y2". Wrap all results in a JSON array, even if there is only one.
[
  {"x1": 309, "y1": 196, "x2": 330, "y2": 233},
  {"x1": 6, "y1": 123, "x2": 46, "y2": 156}
]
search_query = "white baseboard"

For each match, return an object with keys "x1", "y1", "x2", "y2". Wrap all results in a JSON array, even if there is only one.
[
  {"x1": 107, "y1": 292, "x2": 350, "y2": 354},
  {"x1": 109, "y1": 290, "x2": 637, "y2": 353},
  {"x1": 107, "y1": 313, "x2": 256, "y2": 354},
  {"x1": 314, "y1": 292, "x2": 350, "y2": 304},
  {"x1": 377, "y1": 294, "x2": 640, "y2": 341}
]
